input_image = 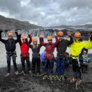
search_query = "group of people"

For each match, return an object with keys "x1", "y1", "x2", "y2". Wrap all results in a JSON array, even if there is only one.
[{"x1": 0, "y1": 30, "x2": 92, "y2": 87}]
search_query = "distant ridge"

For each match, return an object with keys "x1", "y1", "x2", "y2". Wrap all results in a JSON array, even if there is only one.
[{"x1": 0, "y1": 15, "x2": 43, "y2": 30}]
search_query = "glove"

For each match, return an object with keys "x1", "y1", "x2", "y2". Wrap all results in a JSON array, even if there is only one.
[
  {"x1": 28, "y1": 34, "x2": 32, "y2": 38},
  {"x1": 0, "y1": 30, "x2": 2, "y2": 33},
  {"x1": 90, "y1": 35, "x2": 92, "y2": 40},
  {"x1": 15, "y1": 32, "x2": 17, "y2": 34}
]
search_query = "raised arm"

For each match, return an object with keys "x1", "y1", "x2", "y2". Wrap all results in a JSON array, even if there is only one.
[
  {"x1": 24, "y1": 34, "x2": 33, "y2": 48},
  {"x1": 39, "y1": 34, "x2": 47, "y2": 46},
  {"x1": 68, "y1": 36, "x2": 73, "y2": 45},
  {"x1": 53, "y1": 32, "x2": 59, "y2": 47},
  {"x1": 67, "y1": 32, "x2": 73, "y2": 45},
  {"x1": 28, "y1": 34, "x2": 32, "y2": 44},
  {"x1": 15, "y1": 32, "x2": 22, "y2": 45},
  {"x1": 0, "y1": 31, "x2": 6, "y2": 43},
  {"x1": 90, "y1": 35, "x2": 92, "y2": 40},
  {"x1": 26, "y1": 39, "x2": 33, "y2": 48},
  {"x1": 85, "y1": 35, "x2": 92, "y2": 49}
]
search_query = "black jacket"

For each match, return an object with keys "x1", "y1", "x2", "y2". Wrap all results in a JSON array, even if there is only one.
[
  {"x1": 0, "y1": 32, "x2": 19, "y2": 52},
  {"x1": 56, "y1": 36, "x2": 73, "y2": 57},
  {"x1": 29, "y1": 44, "x2": 41, "y2": 53},
  {"x1": 29, "y1": 44, "x2": 42, "y2": 58}
]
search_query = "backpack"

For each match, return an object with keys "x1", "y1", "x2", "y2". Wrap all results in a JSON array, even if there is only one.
[{"x1": 40, "y1": 51, "x2": 46, "y2": 62}]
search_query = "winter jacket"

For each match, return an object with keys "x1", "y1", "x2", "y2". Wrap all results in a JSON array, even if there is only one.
[
  {"x1": 70, "y1": 37, "x2": 92, "y2": 59},
  {"x1": 29, "y1": 44, "x2": 42, "y2": 58},
  {"x1": 79, "y1": 54, "x2": 90, "y2": 65},
  {"x1": 40, "y1": 36, "x2": 58, "y2": 53},
  {"x1": 56, "y1": 36, "x2": 73, "y2": 57},
  {"x1": 0, "y1": 31, "x2": 19, "y2": 52},
  {"x1": 18, "y1": 34, "x2": 32, "y2": 57},
  {"x1": 40, "y1": 36, "x2": 58, "y2": 60}
]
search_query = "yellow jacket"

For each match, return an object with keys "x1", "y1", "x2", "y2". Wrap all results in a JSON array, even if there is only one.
[{"x1": 70, "y1": 39, "x2": 92, "y2": 58}]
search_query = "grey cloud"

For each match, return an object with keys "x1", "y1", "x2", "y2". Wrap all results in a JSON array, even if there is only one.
[{"x1": 0, "y1": 0, "x2": 92, "y2": 26}]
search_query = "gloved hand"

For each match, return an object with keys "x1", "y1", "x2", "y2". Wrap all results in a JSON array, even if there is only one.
[
  {"x1": 90, "y1": 35, "x2": 92, "y2": 40},
  {"x1": 28, "y1": 34, "x2": 32, "y2": 38},
  {"x1": 0, "y1": 30, "x2": 3, "y2": 34},
  {"x1": 15, "y1": 32, "x2": 17, "y2": 35},
  {"x1": 15, "y1": 31, "x2": 21, "y2": 35}
]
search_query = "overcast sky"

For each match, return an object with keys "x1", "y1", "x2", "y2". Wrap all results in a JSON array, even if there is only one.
[{"x1": 0, "y1": 0, "x2": 92, "y2": 27}]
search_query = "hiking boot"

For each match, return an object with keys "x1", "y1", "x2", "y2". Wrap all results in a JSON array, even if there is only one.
[
  {"x1": 70, "y1": 78, "x2": 77, "y2": 83},
  {"x1": 61, "y1": 75, "x2": 65, "y2": 81},
  {"x1": 57, "y1": 76, "x2": 61, "y2": 81},
  {"x1": 53, "y1": 75, "x2": 57, "y2": 80},
  {"x1": 15, "y1": 71, "x2": 19, "y2": 75},
  {"x1": 29, "y1": 70, "x2": 32, "y2": 75},
  {"x1": 40, "y1": 73, "x2": 44, "y2": 77},
  {"x1": 49, "y1": 75, "x2": 53, "y2": 83},
  {"x1": 52, "y1": 75, "x2": 56, "y2": 80},
  {"x1": 32, "y1": 73, "x2": 36, "y2": 77},
  {"x1": 5, "y1": 73, "x2": 10, "y2": 77},
  {"x1": 76, "y1": 79, "x2": 82, "y2": 88},
  {"x1": 37, "y1": 73, "x2": 40, "y2": 76},
  {"x1": 49, "y1": 75, "x2": 53, "y2": 81},
  {"x1": 75, "y1": 79, "x2": 82, "y2": 89},
  {"x1": 59, "y1": 75, "x2": 64, "y2": 81},
  {"x1": 20, "y1": 71, "x2": 25, "y2": 75},
  {"x1": 43, "y1": 75, "x2": 48, "y2": 80}
]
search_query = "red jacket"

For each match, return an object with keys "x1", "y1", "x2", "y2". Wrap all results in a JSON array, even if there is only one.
[
  {"x1": 18, "y1": 35, "x2": 32, "y2": 57},
  {"x1": 40, "y1": 37, "x2": 58, "y2": 60},
  {"x1": 40, "y1": 36, "x2": 58, "y2": 52},
  {"x1": 20, "y1": 42, "x2": 29, "y2": 57}
]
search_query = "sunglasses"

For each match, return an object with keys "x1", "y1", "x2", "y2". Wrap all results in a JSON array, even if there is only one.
[{"x1": 48, "y1": 40, "x2": 52, "y2": 41}]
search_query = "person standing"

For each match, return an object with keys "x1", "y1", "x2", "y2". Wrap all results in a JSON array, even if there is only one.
[
  {"x1": 79, "y1": 48, "x2": 90, "y2": 73},
  {"x1": 55, "y1": 31, "x2": 73, "y2": 80},
  {"x1": 28, "y1": 37, "x2": 42, "y2": 76},
  {"x1": 0, "y1": 31, "x2": 19, "y2": 77},
  {"x1": 40, "y1": 33, "x2": 58, "y2": 81},
  {"x1": 17, "y1": 33, "x2": 32, "y2": 75},
  {"x1": 70, "y1": 32, "x2": 92, "y2": 88}
]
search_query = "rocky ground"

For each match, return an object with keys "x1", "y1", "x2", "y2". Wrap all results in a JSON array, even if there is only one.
[
  {"x1": 0, "y1": 42, "x2": 92, "y2": 92},
  {"x1": 0, "y1": 65, "x2": 92, "y2": 92}
]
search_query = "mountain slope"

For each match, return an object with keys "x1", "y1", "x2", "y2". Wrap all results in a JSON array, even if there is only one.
[{"x1": 0, "y1": 15, "x2": 42, "y2": 30}]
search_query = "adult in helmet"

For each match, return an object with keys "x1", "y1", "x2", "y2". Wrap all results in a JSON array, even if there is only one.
[
  {"x1": 40, "y1": 33, "x2": 58, "y2": 81},
  {"x1": 70, "y1": 32, "x2": 92, "y2": 87},
  {"x1": 74, "y1": 32, "x2": 81, "y2": 39},
  {"x1": 28, "y1": 37, "x2": 42, "y2": 76},
  {"x1": 0, "y1": 31, "x2": 19, "y2": 77},
  {"x1": 55, "y1": 31, "x2": 73, "y2": 80},
  {"x1": 17, "y1": 33, "x2": 32, "y2": 75}
]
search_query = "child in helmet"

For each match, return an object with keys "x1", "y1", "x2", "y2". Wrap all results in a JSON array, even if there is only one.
[
  {"x1": 28, "y1": 37, "x2": 42, "y2": 76},
  {"x1": 79, "y1": 48, "x2": 90, "y2": 73},
  {"x1": 17, "y1": 33, "x2": 32, "y2": 75},
  {"x1": 40, "y1": 33, "x2": 58, "y2": 81},
  {"x1": 0, "y1": 31, "x2": 19, "y2": 77}
]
